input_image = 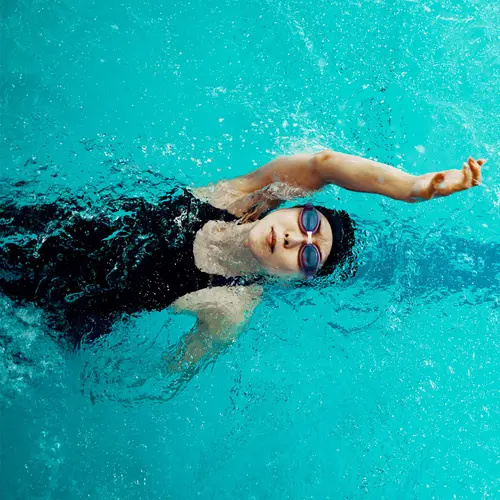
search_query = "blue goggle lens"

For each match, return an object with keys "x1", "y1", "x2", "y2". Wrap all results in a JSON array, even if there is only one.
[
  {"x1": 300, "y1": 203, "x2": 320, "y2": 233},
  {"x1": 300, "y1": 244, "x2": 321, "y2": 274}
]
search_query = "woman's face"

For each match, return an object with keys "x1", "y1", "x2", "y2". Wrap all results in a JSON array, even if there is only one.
[{"x1": 246, "y1": 207, "x2": 333, "y2": 277}]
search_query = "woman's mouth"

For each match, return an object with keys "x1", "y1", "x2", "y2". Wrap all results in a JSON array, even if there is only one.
[{"x1": 267, "y1": 227, "x2": 276, "y2": 252}]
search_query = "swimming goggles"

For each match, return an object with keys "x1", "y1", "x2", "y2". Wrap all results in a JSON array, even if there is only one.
[{"x1": 298, "y1": 202, "x2": 322, "y2": 278}]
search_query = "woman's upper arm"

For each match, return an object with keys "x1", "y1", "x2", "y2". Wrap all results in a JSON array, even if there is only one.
[
  {"x1": 192, "y1": 154, "x2": 324, "y2": 211},
  {"x1": 227, "y1": 154, "x2": 324, "y2": 193}
]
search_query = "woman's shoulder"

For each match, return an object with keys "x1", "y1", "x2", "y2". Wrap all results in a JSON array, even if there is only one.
[{"x1": 191, "y1": 181, "x2": 246, "y2": 214}]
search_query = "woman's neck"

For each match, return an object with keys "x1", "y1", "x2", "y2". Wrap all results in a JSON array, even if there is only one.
[{"x1": 193, "y1": 221, "x2": 261, "y2": 277}]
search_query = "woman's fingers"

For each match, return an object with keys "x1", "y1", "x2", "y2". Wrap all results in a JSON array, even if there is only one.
[
  {"x1": 463, "y1": 160, "x2": 473, "y2": 187},
  {"x1": 468, "y1": 156, "x2": 482, "y2": 186}
]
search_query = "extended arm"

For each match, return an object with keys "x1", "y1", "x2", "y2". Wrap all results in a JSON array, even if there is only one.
[
  {"x1": 196, "y1": 150, "x2": 485, "y2": 218},
  {"x1": 233, "y1": 150, "x2": 485, "y2": 201}
]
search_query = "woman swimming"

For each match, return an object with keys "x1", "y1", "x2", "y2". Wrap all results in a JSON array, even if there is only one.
[{"x1": 0, "y1": 151, "x2": 485, "y2": 364}]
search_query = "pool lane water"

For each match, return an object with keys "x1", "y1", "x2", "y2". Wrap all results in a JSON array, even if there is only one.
[{"x1": 1, "y1": 0, "x2": 499, "y2": 498}]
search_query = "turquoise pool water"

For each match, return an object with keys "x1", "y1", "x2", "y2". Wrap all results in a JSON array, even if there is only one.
[{"x1": 1, "y1": 0, "x2": 499, "y2": 498}]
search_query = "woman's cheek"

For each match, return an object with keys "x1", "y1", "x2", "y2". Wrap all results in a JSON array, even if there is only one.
[{"x1": 273, "y1": 251, "x2": 299, "y2": 274}]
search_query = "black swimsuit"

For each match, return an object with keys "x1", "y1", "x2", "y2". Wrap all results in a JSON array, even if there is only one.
[{"x1": 0, "y1": 187, "x2": 244, "y2": 344}]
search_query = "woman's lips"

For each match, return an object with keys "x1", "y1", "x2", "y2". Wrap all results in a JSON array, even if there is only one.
[{"x1": 267, "y1": 227, "x2": 276, "y2": 252}]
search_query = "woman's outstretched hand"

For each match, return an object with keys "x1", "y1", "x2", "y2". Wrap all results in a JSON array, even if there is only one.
[{"x1": 423, "y1": 157, "x2": 486, "y2": 200}]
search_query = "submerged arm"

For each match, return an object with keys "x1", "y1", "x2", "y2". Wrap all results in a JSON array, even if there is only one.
[{"x1": 166, "y1": 285, "x2": 262, "y2": 367}]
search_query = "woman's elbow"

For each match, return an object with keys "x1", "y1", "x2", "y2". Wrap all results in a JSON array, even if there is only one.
[
  {"x1": 314, "y1": 149, "x2": 337, "y2": 167},
  {"x1": 312, "y1": 149, "x2": 341, "y2": 184}
]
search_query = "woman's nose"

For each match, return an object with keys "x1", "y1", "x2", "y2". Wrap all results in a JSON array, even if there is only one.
[{"x1": 283, "y1": 231, "x2": 307, "y2": 248}]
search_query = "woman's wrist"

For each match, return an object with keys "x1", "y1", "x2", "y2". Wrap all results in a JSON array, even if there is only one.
[{"x1": 408, "y1": 173, "x2": 438, "y2": 202}]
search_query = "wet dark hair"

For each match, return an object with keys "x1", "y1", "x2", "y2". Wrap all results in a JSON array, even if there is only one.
[
  {"x1": 316, "y1": 206, "x2": 356, "y2": 276},
  {"x1": 294, "y1": 205, "x2": 356, "y2": 277}
]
